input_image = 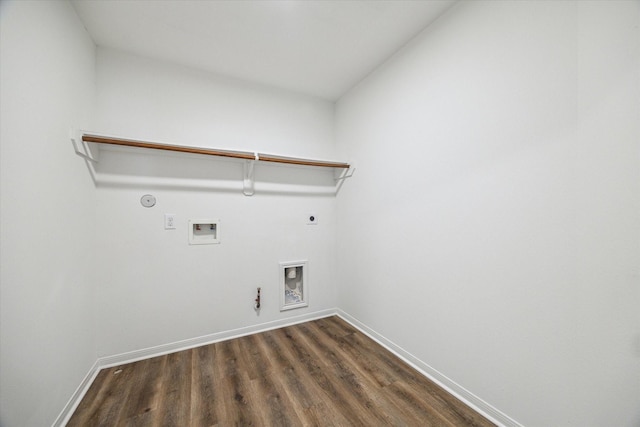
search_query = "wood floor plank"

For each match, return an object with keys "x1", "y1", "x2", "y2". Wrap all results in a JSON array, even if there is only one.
[
  {"x1": 119, "y1": 357, "x2": 162, "y2": 423},
  {"x1": 237, "y1": 335, "x2": 302, "y2": 426},
  {"x1": 68, "y1": 316, "x2": 496, "y2": 427},
  {"x1": 155, "y1": 351, "x2": 192, "y2": 426},
  {"x1": 262, "y1": 328, "x2": 353, "y2": 426},
  {"x1": 273, "y1": 326, "x2": 372, "y2": 425},
  {"x1": 190, "y1": 344, "x2": 219, "y2": 427},
  {"x1": 303, "y1": 320, "x2": 418, "y2": 426},
  {"x1": 68, "y1": 364, "x2": 139, "y2": 427},
  {"x1": 295, "y1": 321, "x2": 410, "y2": 426},
  {"x1": 332, "y1": 323, "x2": 490, "y2": 427}
]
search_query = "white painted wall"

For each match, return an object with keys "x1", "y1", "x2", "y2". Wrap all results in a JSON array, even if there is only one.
[
  {"x1": 94, "y1": 48, "x2": 336, "y2": 160},
  {"x1": 3, "y1": 1, "x2": 638, "y2": 425},
  {"x1": 92, "y1": 49, "x2": 338, "y2": 357},
  {"x1": 0, "y1": 1, "x2": 97, "y2": 426},
  {"x1": 335, "y1": 1, "x2": 640, "y2": 426}
]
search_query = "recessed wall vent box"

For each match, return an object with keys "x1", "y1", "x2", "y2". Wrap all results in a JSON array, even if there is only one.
[
  {"x1": 279, "y1": 260, "x2": 308, "y2": 311},
  {"x1": 188, "y1": 219, "x2": 220, "y2": 245}
]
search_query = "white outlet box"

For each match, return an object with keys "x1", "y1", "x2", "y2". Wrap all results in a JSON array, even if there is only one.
[{"x1": 164, "y1": 214, "x2": 176, "y2": 229}]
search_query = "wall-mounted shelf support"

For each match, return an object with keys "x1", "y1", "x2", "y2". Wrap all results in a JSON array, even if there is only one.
[
  {"x1": 71, "y1": 130, "x2": 354, "y2": 195},
  {"x1": 70, "y1": 129, "x2": 99, "y2": 163},
  {"x1": 335, "y1": 165, "x2": 356, "y2": 182},
  {"x1": 78, "y1": 132, "x2": 350, "y2": 168},
  {"x1": 243, "y1": 160, "x2": 256, "y2": 196}
]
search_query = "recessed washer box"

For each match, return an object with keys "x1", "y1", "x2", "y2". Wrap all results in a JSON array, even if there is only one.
[
  {"x1": 188, "y1": 219, "x2": 220, "y2": 245},
  {"x1": 280, "y1": 260, "x2": 308, "y2": 311}
]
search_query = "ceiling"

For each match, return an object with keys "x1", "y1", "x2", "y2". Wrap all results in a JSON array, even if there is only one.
[{"x1": 72, "y1": 0, "x2": 455, "y2": 101}]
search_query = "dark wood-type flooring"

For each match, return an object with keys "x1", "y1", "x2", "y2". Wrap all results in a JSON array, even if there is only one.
[{"x1": 68, "y1": 316, "x2": 495, "y2": 426}]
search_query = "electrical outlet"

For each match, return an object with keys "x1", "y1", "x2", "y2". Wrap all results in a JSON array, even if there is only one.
[
  {"x1": 164, "y1": 214, "x2": 176, "y2": 229},
  {"x1": 307, "y1": 214, "x2": 318, "y2": 225}
]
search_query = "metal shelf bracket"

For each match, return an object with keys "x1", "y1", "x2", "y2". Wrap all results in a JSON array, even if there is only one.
[
  {"x1": 70, "y1": 128, "x2": 99, "y2": 163},
  {"x1": 243, "y1": 158, "x2": 256, "y2": 196}
]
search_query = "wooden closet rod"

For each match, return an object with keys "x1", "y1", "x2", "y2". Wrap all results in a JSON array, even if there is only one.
[
  {"x1": 257, "y1": 154, "x2": 349, "y2": 168},
  {"x1": 82, "y1": 135, "x2": 255, "y2": 160},
  {"x1": 82, "y1": 135, "x2": 350, "y2": 169}
]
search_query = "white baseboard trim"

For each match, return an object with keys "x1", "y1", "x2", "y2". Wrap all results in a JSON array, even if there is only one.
[
  {"x1": 336, "y1": 309, "x2": 523, "y2": 427},
  {"x1": 53, "y1": 359, "x2": 101, "y2": 427},
  {"x1": 55, "y1": 308, "x2": 521, "y2": 427},
  {"x1": 97, "y1": 309, "x2": 337, "y2": 369},
  {"x1": 54, "y1": 309, "x2": 337, "y2": 426}
]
